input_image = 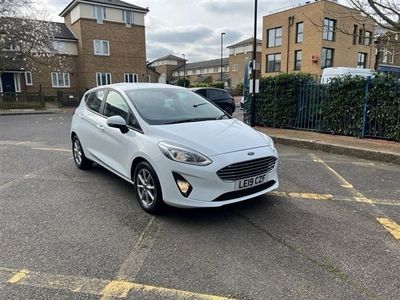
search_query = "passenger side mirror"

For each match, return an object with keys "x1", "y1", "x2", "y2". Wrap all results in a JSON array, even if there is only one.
[{"x1": 106, "y1": 115, "x2": 129, "y2": 134}]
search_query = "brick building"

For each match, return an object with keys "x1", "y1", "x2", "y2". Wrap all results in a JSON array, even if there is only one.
[
  {"x1": 0, "y1": 0, "x2": 150, "y2": 96},
  {"x1": 149, "y1": 54, "x2": 186, "y2": 83},
  {"x1": 376, "y1": 31, "x2": 400, "y2": 76},
  {"x1": 227, "y1": 37, "x2": 262, "y2": 88},
  {"x1": 261, "y1": 0, "x2": 376, "y2": 79}
]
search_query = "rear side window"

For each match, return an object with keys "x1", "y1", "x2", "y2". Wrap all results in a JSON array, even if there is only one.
[
  {"x1": 206, "y1": 89, "x2": 228, "y2": 100},
  {"x1": 86, "y1": 90, "x2": 105, "y2": 113}
]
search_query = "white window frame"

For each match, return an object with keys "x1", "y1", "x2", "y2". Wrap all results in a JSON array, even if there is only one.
[
  {"x1": 25, "y1": 71, "x2": 33, "y2": 86},
  {"x1": 93, "y1": 5, "x2": 106, "y2": 24},
  {"x1": 124, "y1": 73, "x2": 138, "y2": 83},
  {"x1": 96, "y1": 72, "x2": 112, "y2": 86},
  {"x1": 94, "y1": 40, "x2": 110, "y2": 56},
  {"x1": 122, "y1": 10, "x2": 134, "y2": 27},
  {"x1": 147, "y1": 75, "x2": 151, "y2": 83},
  {"x1": 14, "y1": 73, "x2": 21, "y2": 92},
  {"x1": 51, "y1": 72, "x2": 70, "y2": 88},
  {"x1": 0, "y1": 76, "x2": 3, "y2": 92},
  {"x1": 232, "y1": 64, "x2": 238, "y2": 72}
]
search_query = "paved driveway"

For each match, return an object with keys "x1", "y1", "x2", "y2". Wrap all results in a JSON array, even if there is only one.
[{"x1": 0, "y1": 112, "x2": 399, "y2": 299}]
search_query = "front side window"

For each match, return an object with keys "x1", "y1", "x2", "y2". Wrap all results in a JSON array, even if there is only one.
[
  {"x1": 267, "y1": 27, "x2": 282, "y2": 47},
  {"x1": 296, "y1": 22, "x2": 304, "y2": 43},
  {"x1": 323, "y1": 18, "x2": 336, "y2": 41},
  {"x1": 93, "y1": 5, "x2": 106, "y2": 24},
  {"x1": 266, "y1": 53, "x2": 281, "y2": 72},
  {"x1": 104, "y1": 90, "x2": 140, "y2": 129},
  {"x1": 94, "y1": 40, "x2": 109, "y2": 56},
  {"x1": 127, "y1": 88, "x2": 227, "y2": 125},
  {"x1": 321, "y1": 48, "x2": 334, "y2": 69},
  {"x1": 86, "y1": 90, "x2": 105, "y2": 113},
  {"x1": 96, "y1": 73, "x2": 112, "y2": 86},
  {"x1": 357, "y1": 52, "x2": 367, "y2": 68},
  {"x1": 122, "y1": 10, "x2": 134, "y2": 26},
  {"x1": 124, "y1": 73, "x2": 138, "y2": 83},
  {"x1": 51, "y1": 72, "x2": 70, "y2": 88},
  {"x1": 294, "y1": 50, "x2": 302, "y2": 71}
]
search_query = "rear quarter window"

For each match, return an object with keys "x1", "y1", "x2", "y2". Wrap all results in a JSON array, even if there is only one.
[{"x1": 86, "y1": 90, "x2": 106, "y2": 113}]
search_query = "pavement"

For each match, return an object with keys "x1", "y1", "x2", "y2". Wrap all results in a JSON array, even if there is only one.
[{"x1": 0, "y1": 112, "x2": 399, "y2": 299}]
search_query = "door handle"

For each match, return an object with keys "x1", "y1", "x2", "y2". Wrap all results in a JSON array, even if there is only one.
[{"x1": 96, "y1": 124, "x2": 104, "y2": 130}]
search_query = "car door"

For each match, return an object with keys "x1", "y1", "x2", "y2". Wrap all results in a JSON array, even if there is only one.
[
  {"x1": 78, "y1": 89, "x2": 107, "y2": 160},
  {"x1": 101, "y1": 89, "x2": 143, "y2": 179}
]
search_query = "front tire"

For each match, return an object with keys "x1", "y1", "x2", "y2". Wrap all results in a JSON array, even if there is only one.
[
  {"x1": 134, "y1": 161, "x2": 164, "y2": 214},
  {"x1": 72, "y1": 136, "x2": 92, "y2": 170}
]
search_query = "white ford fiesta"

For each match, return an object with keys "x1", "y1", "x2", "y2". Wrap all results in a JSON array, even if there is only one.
[{"x1": 70, "y1": 83, "x2": 279, "y2": 213}]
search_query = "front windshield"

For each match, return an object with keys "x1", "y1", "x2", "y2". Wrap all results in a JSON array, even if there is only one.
[{"x1": 126, "y1": 88, "x2": 229, "y2": 125}]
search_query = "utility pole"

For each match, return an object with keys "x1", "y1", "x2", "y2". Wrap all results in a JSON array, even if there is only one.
[
  {"x1": 250, "y1": 0, "x2": 258, "y2": 127},
  {"x1": 220, "y1": 32, "x2": 226, "y2": 82},
  {"x1": 182, "y1": 53, "x2": 186, "y2": 87}
]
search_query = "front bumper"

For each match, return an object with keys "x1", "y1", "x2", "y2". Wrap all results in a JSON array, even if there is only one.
[{"x1": 155, "y1": 146, "x2": 279, "y2": 208}]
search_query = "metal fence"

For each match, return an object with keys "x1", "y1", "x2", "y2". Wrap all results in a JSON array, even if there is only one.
[
  {"x1": 243, "y1": 79, "x2": 400, "y2": 141},
  {"x1": 0, "y1": 92, "x2": 45, "y2": 109}
]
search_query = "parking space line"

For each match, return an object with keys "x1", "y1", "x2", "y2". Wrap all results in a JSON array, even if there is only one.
[
  {"x1": 1, "y1": 266, "x2": 233, "y2": 299},
  {"x1": 31, "y1": 147, "x2": 71, "y2": 153},
  {"x1": 377, "y1": 218, "x2": 400, "y2": 240},
  {"x1": 271, "y1": 191, "x2": 332, "y2": 200},
  {"x1": 7, "y1": 269, "x2": 29, "y2": 284},
  {"x1": 309, "y1": 153, "x2": 399, "y2": 240}
]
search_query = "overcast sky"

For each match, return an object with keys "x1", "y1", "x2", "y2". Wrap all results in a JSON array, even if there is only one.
[{"x1": 38, "y1": 0, "x2": 346, "y2": 62}]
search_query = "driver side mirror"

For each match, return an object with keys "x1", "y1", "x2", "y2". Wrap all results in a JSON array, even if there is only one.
[{"x1": 106, "y1": 115, "x2": 129, "y2": 134}]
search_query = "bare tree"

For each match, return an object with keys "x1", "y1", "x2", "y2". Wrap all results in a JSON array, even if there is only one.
[
  {"x1": 0, "y1": 0, "x2": 68, "y2": 74},
  {"x1": 348, "y1": 0, "x2": 400, "y2": 32}
]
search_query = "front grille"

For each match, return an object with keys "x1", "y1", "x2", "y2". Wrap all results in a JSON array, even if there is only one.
[
  {"x1": 217, "y1": 156, "x2": 277, "y2": 181},
  {"x1": 213, "y1": 180, "x2": 276, "y2": 202}
]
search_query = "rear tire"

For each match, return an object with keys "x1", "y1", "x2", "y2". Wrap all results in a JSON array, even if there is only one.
[
  {"x1": 134, "y1": 161, "x2": 165, "y2": 214},
  {"x1": 72, "y1": 136, "x2": 92, "y2": 170}
]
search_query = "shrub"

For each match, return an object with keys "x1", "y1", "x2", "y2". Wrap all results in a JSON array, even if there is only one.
[
  {"x1": 209, "y1": 81, "x2": 225, "y2": 89},
  {"x1": 176, "y1": 78, "x2": 190, "y2": 87}
]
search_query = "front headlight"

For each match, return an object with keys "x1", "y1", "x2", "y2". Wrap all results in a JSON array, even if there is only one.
[{"x1": 158, "y1": 142, "x2": 212, "y2": 166}]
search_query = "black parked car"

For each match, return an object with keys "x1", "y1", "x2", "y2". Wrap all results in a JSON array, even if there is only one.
[{"x1": 190, "y1": 88, "x2": 236, "y2": 115}]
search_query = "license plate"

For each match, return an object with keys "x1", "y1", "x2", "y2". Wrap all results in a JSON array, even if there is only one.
[{"x1": 235, "y1": 174, "x2": 267, "y2": 190}]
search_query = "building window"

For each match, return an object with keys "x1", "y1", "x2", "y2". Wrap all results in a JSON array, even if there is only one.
[
  {"x1": 96, "y1": 73, "x2": 112, "y2": 86},
  {"x1": 352, "y1": 25, "x2": 358, "y2": 45},
  {"x1": 124, "y1": 73, "x2": 138, "y2": 83},
  {"x1": 146, "y1": 75, "x2": 151, "y2": 83},
  {"x1": 93, "y1": 5, "x2": 106, "y2": 24},
  {"x1": 296, "y1": 22, "x2": 303, "y2": 43},
  {"x1": 357, "y1": 52, "x2": 367, "y2": 68},
  {"x1": 364, "y1": 31, "x2": 372, "y2": 45},
  {"x1": 51, "y1": 72, "x2": 70, "y2": 88},
  {"x1": 294, "y1": 50, "x2": 302, "y2": 70},
  {"x1": 122, "y1": 10, "x2": 134, "y2": 26},
  {"x1": 232, "y1": 64, "x2": 238, "y2": 71},
  {"x1": 323, "y1": 18, "x2": 336, "y2": 41},
  {"x1": 266, "y1": 53, "x2": 281, "y2": 72},
  {"x1": 94, "y1": 40, "x2": 109, "y2": 56},
  {"x1": 213, "y1": 67, "x2": 219, "y2": 72},
  {"x1": 359, "y1": 29, "x2": 364, "y2": 44},
  {"x1": 267, "y1": 27, "x2": 282, "y2": 47},
  {"x1": 14, "y1": 73, "x2": 21, "y2": 92},
  {"x1": 382, "y1": 49, "x2": 388, "y2": 63},
  {"x1": 25, "y1": 71, "x2": 33, "y2": 86},
  {"x1": 321, "y1": 48, "x2": 334, "y2": 69}
]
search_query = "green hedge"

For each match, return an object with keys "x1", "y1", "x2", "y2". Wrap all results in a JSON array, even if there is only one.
[{"x1": 255, "y1": 73, "x2": 314, "y2": 127}]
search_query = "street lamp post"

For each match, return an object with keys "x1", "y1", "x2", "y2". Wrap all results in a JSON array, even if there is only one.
[
  {"x1": 250, "y1": 0, "x2": 258, "y2": 127},
  {"x1": 220, "y1": 32, "x2": 226, "y2": 83},
  {"x1": 182, "y1": 53, "x2": 186, "y2": 87}
]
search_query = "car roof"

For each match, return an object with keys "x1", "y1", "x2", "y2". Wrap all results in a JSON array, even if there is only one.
[
  {"x1": 90, "y1": 83, "x2": 187, "y2": 93},
  {"x1": 189, "y1": 87, "x2": 226, "y2": 91}
]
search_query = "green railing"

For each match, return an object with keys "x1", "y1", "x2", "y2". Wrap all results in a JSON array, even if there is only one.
[{"x1": 0, "y1": 92, "x2": 45, "y2": 109}]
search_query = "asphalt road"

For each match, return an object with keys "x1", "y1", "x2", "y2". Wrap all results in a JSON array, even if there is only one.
[{"x1": 0, "y1": 112, "x2": 399, "y2": 300}]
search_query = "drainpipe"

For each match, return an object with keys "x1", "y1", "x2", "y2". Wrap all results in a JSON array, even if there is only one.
[{"x1": 286, "y1": 16, "x2": 294, "y2": 73}]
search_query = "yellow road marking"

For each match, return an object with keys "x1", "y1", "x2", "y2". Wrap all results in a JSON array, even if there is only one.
[
  {"x1": 377, "y1": 218, "x2": 400, "y2": 240},
  {"x1": 1, "y1": 267, "x2": 234, "y2": 299},
  {"x1": 31, "y1": 147, "x2": 70, "y2": 152},
  {"x1": 271, "y1": 191, "x2": 332, "y2": 200},
  {"x1": 8, "y1": 269, "x2": 29, "y2": 284}
]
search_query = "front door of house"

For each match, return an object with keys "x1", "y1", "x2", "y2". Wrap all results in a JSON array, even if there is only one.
[{"x1": 1, "y1": 73, "x2": 16, "y2": 93}]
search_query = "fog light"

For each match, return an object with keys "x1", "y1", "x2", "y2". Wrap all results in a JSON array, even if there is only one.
[
  {"x1": 173, "y1": 173, "x2": 192, "y2": 197},
  {"x1": 177, "y1": 180, "x2": 190, "y2": 194}
]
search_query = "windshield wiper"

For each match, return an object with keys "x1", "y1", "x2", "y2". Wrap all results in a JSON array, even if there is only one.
[
  {"x1": 165, "y1": 117, "x2": 216, "y2": 124},
  {"x1": 193, "y1": 103, "x2": 209, "y2": 108}
]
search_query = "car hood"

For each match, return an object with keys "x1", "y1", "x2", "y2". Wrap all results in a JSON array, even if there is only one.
[{"x1": 147, "y1": 119, "x2": 270, "y2": 156}]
